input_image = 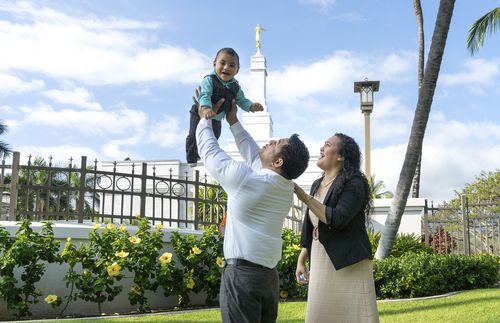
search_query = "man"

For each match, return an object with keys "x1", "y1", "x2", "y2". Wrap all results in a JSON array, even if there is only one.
[{"x1": 196, "y1": 98, "x2": 309, "y2": 323}]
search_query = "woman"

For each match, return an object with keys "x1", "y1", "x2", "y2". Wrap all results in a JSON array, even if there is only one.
[{"x1": 294, "y1": 133, "x2": 379, "y2": 322}]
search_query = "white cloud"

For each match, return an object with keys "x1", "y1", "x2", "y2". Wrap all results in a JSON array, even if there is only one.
[
  {"x1": 20, "y1": 103, "x2": 147, "y2": 136},
  {"x1": 101, "y1": 143, "x2": 135, "y2": 161},
  {"x1": 0, "y1": 1, "x2": 161, "y2": 30},
  {"x1": 0, "y1": 73, "x2": 44, "y2": 95},
  {"x1": 0, "y1": 2, "x2": 209, "y2": 85},
  {"x1": 267, "y1": 50, "x2": 414, "y2": 104},
  {"x1": 148, "y1": 115, "x2": 186, "y2": 147},
  {"x1": 371, "y1": 95, "x2": 413, "y2": 142},
  {"x1": 300, "y1": 0, "x2": 337, "y2": 8},
  {"x1": 441, "y1": 58, "x2": 499, "y2": 91},
  {"x1": 16, "y1": 144, "x2": 101, "y2": 165},
  {"x1": 372, "y1": 116, "x2": 500, "y2": 202},
  {"x1": 43, "y1": 86, "x2": 102, "y2": 110},
  {"x1": 0, "y1": 105, "x2": 14, "y2": 114}
]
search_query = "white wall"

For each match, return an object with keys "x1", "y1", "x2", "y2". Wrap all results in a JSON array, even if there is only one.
[{"x1": 371, "y1": 198, "x2": 426, "y2": 235}]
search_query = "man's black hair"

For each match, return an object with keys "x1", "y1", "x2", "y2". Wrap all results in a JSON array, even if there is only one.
[{"x1": 280, "y1": 134, "x2": 309, "y2": 180}]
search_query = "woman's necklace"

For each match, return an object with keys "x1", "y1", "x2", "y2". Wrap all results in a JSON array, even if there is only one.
[{"x1": 321, "y1": 176, "x2": 336, "y2": 187}]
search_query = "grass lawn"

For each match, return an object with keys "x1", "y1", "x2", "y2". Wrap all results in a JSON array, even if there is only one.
[{"x1": 31, "y1": 288, "x2": 500, "y2": 323}]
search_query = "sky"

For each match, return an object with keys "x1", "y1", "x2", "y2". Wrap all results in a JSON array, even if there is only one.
[{"x1": 0, "y1": 0, "x2": 499, "y2": 203}]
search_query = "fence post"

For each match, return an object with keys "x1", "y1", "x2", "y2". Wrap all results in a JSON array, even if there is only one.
[
  {"x1": 423, "y1": 199, "x2": 429, "y2": 245},
  {"x1": 140, "y1": 163, "x2": 147, "y2": 218},
  {"x1": 193, "y1": 170, "x2": 199, "y2": 230},
  {"x1": 461, "y1": 195, "x2": 470, "y2": 256},
  {"x1": 8, "y1": 152, "x2": 20, "y2": 221},
  {"x1": 77, "y1": 156, "x2": 87, "y2": 223}
]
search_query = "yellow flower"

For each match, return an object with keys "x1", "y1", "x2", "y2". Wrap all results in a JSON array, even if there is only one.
[
  {"x1": 155, "y1": 223, "x2": 165, "y2": 230},
  {"x1": 292, "y1": 244, "x2": 301, "y2": 251},
  {"x1": 107, "y1": 262, "x2": 121, "y2": 277},
  {"x1": 92, "y1": 223, "x2": 100, "y2": 230},
  {"x1": 159, "y1": 252, "x2": 173, "y2": 265},
  {"x1": 191, "y1": 246, "x2": 201, "y2": 255},
  {"x1": 115, "y1": 251, "x2": 129, "y2": 258},
  {"x1": 216, "y1": 257, "x2": 225, "y2": 268},
  {"x1": 279, "y1": 290, "x2": 288, "y2": 299},
  {"x1": 131, "y1": 286, "x2": 142, "y2": 295},
  {"x1": 106, "y1": 223, "x2": 116, "y2": 230},
  {"x1": 45, "y1": 294, "x2": 58, "y2": 304},
  {"x1": 129, "y1": 236, "x2": 141, "y2": 244},
  {"x1": 119, "y1": 225, "x2": 127, "y2": 232},
  {"x1": 66, "y1": 237, "x2": 72, "y2": 242},
  {"x1": 186, "y1": 278, "x2": 195, "y2": 289}
]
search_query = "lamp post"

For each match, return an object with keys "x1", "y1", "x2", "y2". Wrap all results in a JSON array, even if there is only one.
[{"x1": 354, "y1": 79, "x2": 380, "y2": 179}]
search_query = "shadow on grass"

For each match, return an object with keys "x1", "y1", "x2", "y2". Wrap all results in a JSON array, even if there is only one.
[{"x1": 380, "y1": 296, "x2": 499, "y2": 316}]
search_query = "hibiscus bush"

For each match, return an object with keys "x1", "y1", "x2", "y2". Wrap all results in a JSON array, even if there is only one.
[
  {"x1": 169, "y1": 225, "x2": 224, "y2": 307},
  {"x1": 0, "y1": 219, "x2": 299, "y2": 319},
  {"x1": 0, "y1": 220, "x2": 59, "y2": 318}
]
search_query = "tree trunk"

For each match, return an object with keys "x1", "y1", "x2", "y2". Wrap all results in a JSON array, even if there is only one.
[
  {"x1": 375, "y1": 0, "x2": 456, "y2": 259},
  {"x1": 412, "y1": 0, "x2": 424, "y2": 198}
]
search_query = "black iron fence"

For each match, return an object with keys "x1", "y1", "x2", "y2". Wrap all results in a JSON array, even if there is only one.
[
  {"x1": 423, "y1": 196, "x2": 500, "y2": 255},
  {"x1": 0, "y1": 152, "x2": 303, "y2": 232}
]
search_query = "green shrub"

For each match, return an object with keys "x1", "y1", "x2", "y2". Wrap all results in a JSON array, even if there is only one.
[
  {"x1": 169, "y1": 225, "x2": 224, "y2": 307},
  {"x1": 368, "y1": 230, "x2": 380, "y2": 257},
  {"x1": 0, "y1": 220, "x2": 60, "y2": 318},
  {"x1": 3, "y1": 221, "x2": 498, "y2": 319},
  {"x1": 391, "y1": 233, "x2": 433, "y2": 257},
  {"x1": 277, "y1": 229, "x2": 307, "y2": 300},
  {"x1": 368, "y1": 231, "x2": 433, "y2": 257},
  {"x1": 373, "y1": 253, "x2": 500, "y2": 299}
]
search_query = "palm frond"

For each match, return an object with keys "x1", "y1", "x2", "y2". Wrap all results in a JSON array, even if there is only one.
[{"x1": 467, "y1": 7, "x2": 500, "y2": 55}]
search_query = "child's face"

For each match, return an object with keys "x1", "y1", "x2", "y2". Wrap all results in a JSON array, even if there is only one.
[{"x1": 213, "y1": 51, "x2": 239, "y2": 81}]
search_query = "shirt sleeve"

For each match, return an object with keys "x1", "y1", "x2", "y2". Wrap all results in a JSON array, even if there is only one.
[
  {"x1": 198, "y1": 76, "x2": 213, "y2": 108},
  {"x1": 230, "y1": 122, "x2": 262, "y2": 170},
  {"x1": 196, "y1": 118, "x2": 251, "y2": 191},
  {"x1": 235, "y1": 87, "x2": 253, "y2": 112}
]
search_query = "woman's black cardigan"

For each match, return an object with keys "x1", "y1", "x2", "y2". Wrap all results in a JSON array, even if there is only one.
[{"x1": 300, "y1": 175, "x2": 372, "y2": 270}]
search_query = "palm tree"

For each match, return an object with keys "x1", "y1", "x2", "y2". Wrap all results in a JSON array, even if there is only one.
[
  {"x1": 0, "y1": 121, "x2": 12, "y2": 158},
  {"x1": 467, "y1": 7, "x2": 500, "y2": 55},
  {"x1": 370, "y1": 175, "x2": 394, "y2": 199},
  {"x1": 375, "y1": 0, "x2": 456, "y2": 259},
  {"x1": 5, "y1": 156, "x2": 100, "y2": 220},
  {"x1": 411, "y1": 0, "x2": 424, "y2": 198}
]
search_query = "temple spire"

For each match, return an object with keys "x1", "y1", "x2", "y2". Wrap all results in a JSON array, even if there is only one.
[{"x1": 255, "y1": 24, "x2": 265, "y2": 54}]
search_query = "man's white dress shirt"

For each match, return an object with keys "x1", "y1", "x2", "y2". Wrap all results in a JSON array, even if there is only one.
[{"x1": 196, "y1": 118, "x2": 294, "y2": 268}]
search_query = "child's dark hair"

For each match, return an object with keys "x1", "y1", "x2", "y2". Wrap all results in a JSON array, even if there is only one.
[
  {"x1": 215, "y1": 47, "x2": 240, "y2": 66},
  {"x1": 280, "y1": 134, "x2": 310, "y2": 180}
]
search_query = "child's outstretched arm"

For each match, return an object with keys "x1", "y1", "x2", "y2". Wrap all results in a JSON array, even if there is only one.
[
  {"x1": 199, "y1": 106, "x2": 217, "y2": 119},
  {"x1": 250, "y1": 102, "x2": 264, "y2": 112}
]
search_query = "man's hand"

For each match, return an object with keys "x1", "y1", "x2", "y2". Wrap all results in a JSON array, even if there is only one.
[
  {"x1": 250, "y1": 102, "x2": 264, "y2": 112},
  {"x1": 225, "y1": 99, "x2": 238, "y2": 126},
  {"x1": 192, "y1": 86, "x2": 201, "y2": 106}
]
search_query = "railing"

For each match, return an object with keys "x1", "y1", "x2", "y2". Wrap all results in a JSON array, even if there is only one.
[
  {"x1": 0, "y1": 152, "x2": 227, "y2": 230},
  {"x1": 423, "y1": 196, "x2": 500, "y2": 255},
  {"x1": 0, "y1": 152, "x2": 304, "y2": 232}
]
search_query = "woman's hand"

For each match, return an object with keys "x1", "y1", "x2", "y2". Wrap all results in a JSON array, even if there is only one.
[
  {"x1": 293, "y1": 182, "x2": 310, "y2": 203},
  {"x1": 295, "y1": 248, "x2": 309, "y2": 285}
]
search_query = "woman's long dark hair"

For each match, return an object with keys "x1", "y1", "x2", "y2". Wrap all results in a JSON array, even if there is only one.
[{"x1": 328, "y1": 133, "x2": 372, "y2": 226}]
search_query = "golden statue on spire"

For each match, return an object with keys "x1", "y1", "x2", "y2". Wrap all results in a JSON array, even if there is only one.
[{"x1": 255, "y1": 24, "x2": 265, "y2": 49}]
